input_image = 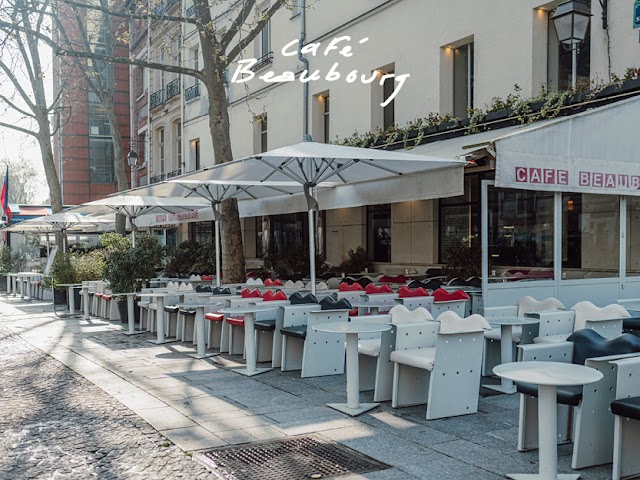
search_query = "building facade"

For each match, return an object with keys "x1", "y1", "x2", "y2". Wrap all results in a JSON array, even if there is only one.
[{"x1": 132, "y1": 0, "x2": 639, "y2": 271}]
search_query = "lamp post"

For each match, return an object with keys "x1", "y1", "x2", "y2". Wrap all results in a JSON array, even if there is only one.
[
  {"x1": 551, "y1": 0, "x2": 592, "y2": 89},
  {"x1": 127, "y1": 150, "x2": 138, "y2": 189}
]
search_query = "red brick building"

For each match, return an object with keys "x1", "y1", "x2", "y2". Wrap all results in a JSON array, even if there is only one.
[{"x1": 52, "y1": 3, "x2": 131, "y2": 205}]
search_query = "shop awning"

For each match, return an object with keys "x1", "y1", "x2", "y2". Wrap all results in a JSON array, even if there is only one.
[{"x1": 493, "y1": 95, "x2": 640, "y2": 195}]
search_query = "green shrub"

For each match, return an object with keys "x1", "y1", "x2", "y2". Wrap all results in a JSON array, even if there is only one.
[
  {"x1": 52, "y1": 253, "x2": 77, "y2": 289},
  {"x1": 73, "y1": 250, "x2": 106, "y2": 282},
  {"x1": 262, "y1": 246, "x2": 328, "y2": 279},
  {"x1": 442, "y1": 238, "x2": 481, "y2": 280},
  {"x1": 165, "y1": 240, "x2": 216, "y2": 276},
  {"x1": 338, "y1": 246, "x2": 371, "y2": 274},
  {"x1": 0, "y1": 245, "x2": 16, "y2": 273}
]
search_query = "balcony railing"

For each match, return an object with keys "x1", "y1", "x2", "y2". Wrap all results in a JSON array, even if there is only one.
[
  {"x1": 251, "y1": 52, "x2": 273, "y2": 71},
  {"x1": 166, "y1": 78, "x2": 180, "y2": 100},
  {"x1": 150, "y1": 90, "x2": 164, "y2": 109},
  {"x1": 166, "y1": 0, "x2": 180, "y2": 10},
  {"x1": 185, "y1": 83, "x2": 200, "y2": 102},
  {"x1": 150, "y1": 3, "x2": 165, "y2": 24},
  {"x1": 186, "y1": 5, "x2": 195, "y2": 16},
  {"x1": 166, "y1": 168, "x2": 182, "y2": 179},
  {"x1": 150, "y1": 173, "x2": 166, "y2": 184}
]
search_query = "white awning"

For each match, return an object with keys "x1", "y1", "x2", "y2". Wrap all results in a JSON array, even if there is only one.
[{"x1": 494, "y1": 95, "x2": 640, "y2": 195}]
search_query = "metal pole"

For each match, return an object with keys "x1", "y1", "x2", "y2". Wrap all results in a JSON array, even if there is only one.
[
  {"x1": 308, "y1": 208, "x2": 316, "y2": 296},
  {"x1": 571, "y1": 45, "x2": 578, "y2": 89},
  {"x1": 214, "y1": 219, "x2": 221, "y2": 287}
]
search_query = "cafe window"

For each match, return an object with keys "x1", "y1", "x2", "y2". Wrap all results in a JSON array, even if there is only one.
[
  {"x1": 261, "y1": 212, "x2": 326, "y2": 258},
  {"x1": 189, "y1": 221, "x2": 213, "y2": 244},
  {"x1": 367, "y1": 205, "x2": 391, "y2": 263},
  {"x1": 487, "y1": 187, "x2": 554, "y2": 280},
  {"x1": 627, "y1": 197, "x2": 640, "y2": 276},
  {"x1": 562, "y1": 193, "x2": 619, "y2": 279}
]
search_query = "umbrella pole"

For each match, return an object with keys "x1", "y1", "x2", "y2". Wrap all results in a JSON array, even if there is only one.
[
  {"x1": 308, "y1": 208, "x2": 316, "y2": 296},
  {"x1": 214, "y1": 219, "x2": 221, "y2": 288}
]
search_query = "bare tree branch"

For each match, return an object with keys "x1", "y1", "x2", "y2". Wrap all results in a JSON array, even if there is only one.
[
  {"x1": 220, "y1": 0, "x2": 255, "y2": 51},
  {"x1": 0, "y1": 94, "x2": 35, "y2": 118},
  {"x1": 0, "y1": 120, "x2": 37, "y2": 137},
  {"x1": 58, "y1": 0, "x2": 198, "y2": 25}
]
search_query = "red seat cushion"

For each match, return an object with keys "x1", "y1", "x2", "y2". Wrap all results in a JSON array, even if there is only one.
[
  {"x1": 339, "y1": 282, "x2": 363, "y2": 292},
  {"x1": 241, "y1": 288, "x2": 262, "y2": 298},
  {"x1": 201, "y1": 275, "x2": 213, "y2": 281},
  {"x1": 264, "y1": 278, "x2": 283, "y2": 286},
  {"x1": 349, "y1": 308, "x2": 359, "y2": 316},
  {"x1": 102, "y1": 295, "x2": 112, "y2": 301},
  {"x1": 432, "y1": 288, "x2": 470, "y2": 302},
  {"x1": 205, "y1": 313, "x2": 224, "y2": 322},
  {"x1": 365, "y1": 284, "x2": 393, "y2": 294},
  {"x1": 263, "y1": 290, "x2": 287, "y2": 302},
  {"x1": 95, "y1": 293, "x2": 103, "y2": 298},
  {"x1": 398, "y1": 286, "x2": 430, "y2": 298},
  {"x1": 380, "y1": 275, "x2": 409, "y2": 284},
  {"x1": 226, "y1": 317, "x2": 244, "y2": 326}
]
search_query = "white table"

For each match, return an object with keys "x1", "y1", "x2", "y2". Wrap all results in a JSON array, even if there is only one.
[
  {"x1": 313, "y1": 321, "x2": 391, "y2": 416},
  {"x1": 218, "y1": 305, "x2": 279, "y2": 376},
  {"x1": 494, "y1": 361, "x2": 603, "y2": 480},
  {"x1": 110, "y1": 292, "x2": 145, "y2": 335},
  {"x1": 57, "y1": 283, "x2": 83, "y2": 315},
  {"x1": 484, "y1": 316, "x2": 540, "y2": 394},
  {"x1": 140, "y1": 292, "x2": 182, "y2": 345},
  {"x1": 175, "y1": 302, "x2": 224, "y2": 359}
]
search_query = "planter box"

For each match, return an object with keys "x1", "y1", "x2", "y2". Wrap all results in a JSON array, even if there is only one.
[
  {"x1": 0, "y1": 275, "x2": 6, "y2": 292},
  {"x1": 53, "y1": 289, "x2": 67, "y2": 306}
]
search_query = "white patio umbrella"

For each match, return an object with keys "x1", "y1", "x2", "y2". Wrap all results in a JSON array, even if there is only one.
[
  {"x1": 69, "y1": 195, "x2": 210, "y2": 246},
  {"x1": 175, "y1": 140, "x2": 467, "y2": 294},
  {"x1": 113, "y1": 178, "x2": 308, "y2": 286}
]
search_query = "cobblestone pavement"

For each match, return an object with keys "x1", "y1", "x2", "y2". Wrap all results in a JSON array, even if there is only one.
[{"x1": 0, "y1": 325, "x2": 212, "y2": 480}]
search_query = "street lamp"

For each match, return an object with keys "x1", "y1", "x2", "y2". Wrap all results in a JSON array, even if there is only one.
[
  {"x1": 127, "y1": 150, "x2": 138, "y2": 189},
  {"x1": 551, "y1": 0, "x2": 592, "y2": 89}
]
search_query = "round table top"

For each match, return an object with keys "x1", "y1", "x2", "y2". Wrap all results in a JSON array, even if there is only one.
[
  {"x1": 218, "y1": 305, "x2": 279, "y2": 315},
  {"x1": 313, "y1": 321, "x2": 391, "y2": 334},
  {"x1": 488, "y1": 316, "x2": 540, "y2": 326},
  {"x1": 494, "y1": 361, "x2": 603, "y2": 386}
]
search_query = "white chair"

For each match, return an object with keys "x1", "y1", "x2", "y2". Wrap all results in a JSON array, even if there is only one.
[
  {"x1": 358, "y1": 305, "x2": 433, "y2": 402},
  {"x1": 326, "y1": 277, "x2": 341, "y2": 290},
  {"x1": 390, "y1": 311, "x2": 491, "y2": 420},
  {"x1": 284, "y1": 280, "x2": 304, "y2": 289},
  {"x1": 517, "y1": 333, "x2": 640, "y2": 470},
  {"x1": 279, "y1": 304, "x2": 320, "y2": 371},
  {"x1": 224, "y1": 297, "x2": 266, "y2": 355},
  {"x1": 246, "y1": 278, "x2": 264, "y2": 286},
  {"x1": 280, "y1": 308, "x2": 350, "y2": 377},
  {"x1": 610, "y1": 356, "x2": 640, "y2": 480},
  {"x1": 572, "y1": 301, "x2": 629, "y2": 337},
  {"x1": 394, "y1": 295, "x2": 434, "y2": 311}
]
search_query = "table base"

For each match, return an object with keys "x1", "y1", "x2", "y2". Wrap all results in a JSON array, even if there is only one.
[
  {"x1": 147, "y1": 338, "x2": 179, "y2": 345},
  {"x1": 483, "y1": 383, "x2": 517, "y2": 394},
  {"x1": 327, "y1": 402, "x2": 380, "y2": 416},
  {"x1": 187, "y1": 352, "x2": 219, "y2": 360},
  {"x1": 231, "y1": 366, "x2": 273, "y2": 377},
  {"x1": 122, "y1": 329, "x2": 147, "y2": 336},
  {"x1": 507, "y1": 474, "x2": 580, "y2": 480}
]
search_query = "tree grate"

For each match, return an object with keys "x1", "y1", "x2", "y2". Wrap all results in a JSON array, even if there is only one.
[{"x1": 196, "y1": 435, "x2": 390, "y2": 480}]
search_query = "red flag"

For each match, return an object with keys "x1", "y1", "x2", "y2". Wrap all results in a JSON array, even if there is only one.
[{"x1": 1, "y1": 166, "x2": 12, "y2": 223}]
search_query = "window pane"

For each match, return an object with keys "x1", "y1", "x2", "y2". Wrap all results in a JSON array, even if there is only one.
[
  {"x1": 627, "y1": 197, "x2": 640, "y2": 276},
  {"x1": 488, "y1": 188, "x2": 554, "y2": 281},
  {"x1": 383, "y1": 72, "x2": 395, "y2": 130},
  {"x1": 547, "y1": 11, "x2": 591, "y2": 91},
  {"x1": 453, "y1": 44, "x2": 470, "y2": 118},
  {"x1": 562, "y1": 193, "x2": 619, "y2": 279},
  {"x1": 367, "y1": 205, "x2": 391, "y2": 263},
  {"x1": 88, "y1": 137, "x2": 115, "y2": 183}
]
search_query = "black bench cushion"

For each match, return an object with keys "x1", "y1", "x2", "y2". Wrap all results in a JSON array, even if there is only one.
[
  {"x1": 409, "y1": 279, "x2": 442, "y2": 290},
  {"x1": 289, "y1": 292, "x2": 318, "y2": 305},
  {"x1": 254, "y1": 319, "x2": 276, "y2": 332},
  {"x1": 568, "y1": 329, "x2": 640, "y2": 366},
  {"x1": 319, "y1": 297, "x2": 352, "y2": 311},
  {"x1": 212, "y1": 287, "x2": 232, "y2": 295},
  {"x1": 179, "y1": 309, "x2": 196, "y2": 316},
  {"x1": 339, "y1": 278, "x2": 355, "y2": 285},
  {"x1": 623, "y1": 314, "x2": 640, "y2": 331},
  {"x1": 357, "y1": 278, "x2": 373, "y2": 288},
  {"x1": 516, "y1": 383, "x2": 583, "y2": 407},
  {"x1": 611, "y1": 397, "x2": 640, "y2": 420},
  {"x1": 164, "y1": 305, "x2": 180, "y2": 314},
  {"x1": 196, "y1": 285, "x2": 213, "y2": 293},
  {"x1": 280, "y1": 325, "x2": 307, "y2": 340}
]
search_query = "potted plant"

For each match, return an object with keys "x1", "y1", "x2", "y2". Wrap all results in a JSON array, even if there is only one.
[
  {"x1": 51, "y1": 252, "x2": 77, "y2": 305},
  {"x1": 0, "y1": 245, "x2": 16, "y2": 291},
  {"x1": 102, "y1": 233, "x2": 163, "y2": 322},
  {"x1": 442, "y1": 236, "x2": 481, "y2": 281},
  {"x1": 338, "y1": 246, "x2": 371, "y2": 275}
]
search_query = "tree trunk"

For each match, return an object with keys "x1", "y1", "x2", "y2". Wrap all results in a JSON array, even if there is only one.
[
  {"x1": 105, "y1": 101, "x2": 128, "y2": 235},
  {"x1": 198, "y1": 11, "x2": 246, "y2": 283}
]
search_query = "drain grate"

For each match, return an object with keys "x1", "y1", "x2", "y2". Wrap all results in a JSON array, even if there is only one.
[{"x1": 197, "y1": 435, "x2": 390, "y2": 480}]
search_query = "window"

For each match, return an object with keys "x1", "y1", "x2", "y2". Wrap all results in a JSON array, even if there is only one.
[
  {"x1": 367, "y1": 205, "x2": 391, "y2": 263},
  {"x1": 488, "y1": 187, "x2": 554, "y2": 280},
  {"x1": 562, "y1": 193, "x2": 619, "y2": 279},
  {"x1": 260, "y1": 19, "x2": 271, "y2": 58},
  {"x1": 323, "y1": 95, "x2": 330, "y2": 143},
  {"x1": 158, "y1": 128, "x2": 165, "y2": 174},
  {"x1": 382, "y1": 70, "x2": 395, "y2": 130},
  {"x1": 88, "y1": 137, "x2": 115, "y2": 183},
  {"x1": 175, "y1": 122, "x2": 182, "y2": 170},
  {"x1": 141, "y1": 67, "x2": 147, "y2": 93},
  {"x1": 453, "y1": 42, "x2": 474, "y2": 118},
  {"x1": 193, "y1": 47, "x2": 199, "y2": 85},
  {"x1": 160, "y1": 51, "x2": 165, "y2": 90},
  {"x1": 193, "y1": 139, "x2": 200, "y2": 170},
  {"x1": 628, "y1": 198, "x2": 640, "y2": 276},
  {"x1": 547, "y1": 9, "x2": 591, "y2": 91},
  {"x1": 189, "y1": 221, "x2": 214, "y2": 243},
  {"x1": 138, "y1": 131, "x2": 148, "y2": 166},
  {"x1": 260, "y1": 115, "x2": 268, "y2": 153}
]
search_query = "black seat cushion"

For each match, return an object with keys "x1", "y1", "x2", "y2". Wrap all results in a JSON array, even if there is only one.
[
  {"x1": 339, "y1": 277, "x2": 355, "y2": 286},
  {"x1": 212, "y1": 287, "x2": 232, "y2": 295},
  {"x1": 516, "y1": 383, "x2": 583, "y2": 407},
  {"x1": 465, "y1": 277, "x2": 482, "y2": 288},
  {"x1": 623, "y1": 314, "x2": 640, "y2": 331},
  {"x1": 254, "y1": 319, "x2": 276, "y2": 332},
  {"x1": 319, "y1": 297, "x2": 352, "y2": 311},
  {"x1": 319, "y1": 272, "x2": 337, "y2": 281},
  {"x1": 447, "y1": 278, "x2": 466, "y2": 286},
  {"x1": 289, "y1": 292, "x2": 318, "y2": 305},
  {"x1": 611, "y1": 397, "x2": 640, "y2": 420},
  {"x1": 567, "y1": 329, "x2": 640, "y2": 366},
  {"x1": 180, "y1": 309, "x2": 196, "y2": 316},
  {"x1": 280, "y1": 325, "x2": 307, "y2": 339},
  {"x1": 409, "y1": 279, "x2": 442, "y2": 290},
  {"x1": 164, "y1": 305, "x2": 180, "y2": 314},
  {"x1": 357, "y1": 278, "x2": 373, "y2": 288},
  {"x1": 425, "y1": 268, "x2": 443, "y2": 277},
  {"x1": 196, "y1": 285, "x2": 213, "y2": 293}
]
